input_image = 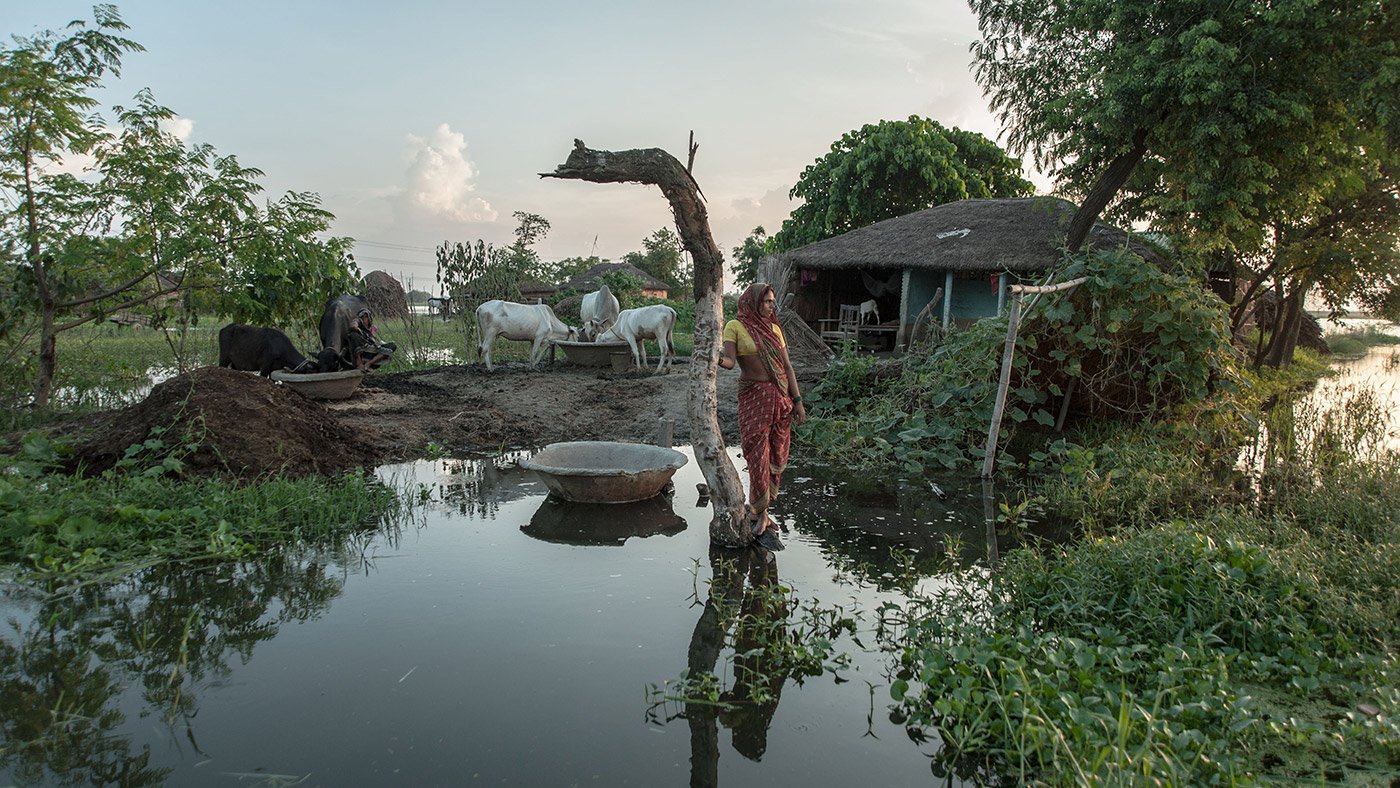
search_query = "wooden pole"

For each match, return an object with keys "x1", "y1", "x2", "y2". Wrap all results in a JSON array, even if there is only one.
[
  {"x1": 982, "y1": 291, "x2": 1023, "y2": 478},
  {"x1": 981, "y1": 277, "x2": 1088, "y2": 478}
]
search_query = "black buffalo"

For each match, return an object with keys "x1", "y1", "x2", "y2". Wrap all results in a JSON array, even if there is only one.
[
  {"x1": 318, "y1": 294, "x2": 372, "y2": 371},
  {"x1": 218, "y1": 323, "x2": 314, "y2": 377}
]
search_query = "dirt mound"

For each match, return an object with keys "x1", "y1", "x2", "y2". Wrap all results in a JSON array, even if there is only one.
[{"x1": 61, "y1": 367, "x2": 374, "y2": 479}]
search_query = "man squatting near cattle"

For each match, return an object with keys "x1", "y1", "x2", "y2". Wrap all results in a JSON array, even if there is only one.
[
  {"x1": 347, "y1": 308, "x2": 396, "y2": 371},
  {"x1": 718, "y1": 283, "x2": 806, "y2": 551}
]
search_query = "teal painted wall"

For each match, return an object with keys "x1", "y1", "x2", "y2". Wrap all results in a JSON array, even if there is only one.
[{"x1": 949, "y1": 272, "x2": 1002, "y2": 319}]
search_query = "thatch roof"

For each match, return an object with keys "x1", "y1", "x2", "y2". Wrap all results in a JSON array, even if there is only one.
[
  {"x1": 563, "y1": 262, "x2": 670, "y2": 293},
  {"x1": 772, "y1": 197, "x2": 1162, "y2": 273},
  {"x1": 518, "y1": 278, "x2": 557, "y2": 296}
]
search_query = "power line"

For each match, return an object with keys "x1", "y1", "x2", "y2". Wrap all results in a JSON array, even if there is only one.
[
  {"x1": 354, "y1": 254, "x2": 435, "y2": 267},
  {"x1": 354, "y1": 239, "x2": 437, "y2": 253}
]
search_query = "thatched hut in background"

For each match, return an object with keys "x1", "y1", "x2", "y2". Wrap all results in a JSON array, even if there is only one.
[
  {"x1": 518, "y1": 278, "x2": 558, "y2": 304},
  {"x1": 564, "y1": 263, "x2": 670, "y2": 300},
  {"x1": 364, "y1": 271, "x2": 409, "y2": 319},
  {"x1": 765, "y1": 197, "x2": 1163, "y2": 348}
]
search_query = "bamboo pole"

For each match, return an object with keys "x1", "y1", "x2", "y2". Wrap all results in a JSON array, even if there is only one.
[{"x1": 980, "y1": 277, "x2": 1088, "y2": 478}]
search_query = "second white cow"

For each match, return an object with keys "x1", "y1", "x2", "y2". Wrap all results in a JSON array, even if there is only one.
[
  {"x1": 580, "y1": 284, "x2": 621, "y2": 341},
  {"x1": 475, "y1": 299, "x2": 578, "y2": 371},
  {"x1": 596, "y1": 304, "x2": 677, "y2": 373}
]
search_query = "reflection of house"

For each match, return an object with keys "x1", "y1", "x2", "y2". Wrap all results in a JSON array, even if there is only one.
[
  {"x1": 769, "y1": 197, "x2": 1162, "y2": 347},
  {"x1": 564, "y1": 263, "x2": 670, "y2": 299}
]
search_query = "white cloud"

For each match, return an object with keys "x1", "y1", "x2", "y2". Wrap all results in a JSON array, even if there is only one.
[
  {"x1": 161, "y1": 116, "x2": 195, "y2": 142},
  {"x1": 398, "y1": 123, "x2": 498, "y2": 223}
]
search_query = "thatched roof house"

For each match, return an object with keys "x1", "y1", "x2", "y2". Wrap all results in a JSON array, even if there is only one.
[
  {"x1": 518, "y1": 278, "x2": 557, "y2": 303},
  {"x1": 768, "y1": 197, "x2": 1162, "y2": 347},
  {"x1": 564, "y1": 263, "x2": 670, "y2": 299}
]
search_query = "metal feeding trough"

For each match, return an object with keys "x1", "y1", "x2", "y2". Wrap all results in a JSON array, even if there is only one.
[
  {"x1": 270, "y1": 368, "x2": 365, "y2": 400},
  {"x1": 518, "y1": 441, "x2": 688, "y2": 503},
  {"x1": 554, "y1": 339, "x2": 631, "y2": 367}
]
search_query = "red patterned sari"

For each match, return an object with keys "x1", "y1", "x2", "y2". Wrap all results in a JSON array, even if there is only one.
[{"x1": 735, "y1": 284, "x2": 794, "y2": 513}]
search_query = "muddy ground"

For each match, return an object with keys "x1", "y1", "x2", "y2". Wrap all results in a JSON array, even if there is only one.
[{"x1": 35, "y1": 353, "x2": 829, "y2": 479}]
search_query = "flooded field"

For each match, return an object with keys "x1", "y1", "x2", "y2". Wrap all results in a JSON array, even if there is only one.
[{"x1": 0, "y1": 447, "x2": 1011, "y2": 786}]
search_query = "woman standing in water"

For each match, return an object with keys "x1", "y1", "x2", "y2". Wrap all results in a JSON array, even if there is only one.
[{"x1": 719, "y1": 283, "x2": 806, "y2": 551}]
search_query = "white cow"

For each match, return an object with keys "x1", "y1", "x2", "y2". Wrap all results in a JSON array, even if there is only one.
[
  {"x1": 580, "y1": 284, "x2": 621, "y2": 341},
  {"x1": 475, "y1": 299, "x2": 578, "y2": 371},
  {"x1": 596, "y1": 304, "x2": 677, "y2": 373}
]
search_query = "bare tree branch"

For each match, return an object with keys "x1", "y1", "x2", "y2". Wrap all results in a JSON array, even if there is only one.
[{"x1": 542, "y1": 139, "x2": 746, "y2": 546}]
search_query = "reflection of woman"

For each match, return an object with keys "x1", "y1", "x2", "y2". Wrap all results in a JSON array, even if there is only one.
[
  {"x1": 718, "y1": 550, "x2": 785, "y2": 760},
  {"x1": 719, "y1": 284, "x2": 806, "y2": 551},
  {"x1": 686, "y1": 547, "x2": 786, "y2": 783}
]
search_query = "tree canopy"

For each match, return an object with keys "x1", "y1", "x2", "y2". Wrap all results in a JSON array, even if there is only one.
[
  {"x1": 622, "y1": 227, "x2": 691, "y2": 293},
  {"x1": 770, "y1": 116, "x2": 1034, "y2": 251},
  {"x1": 730, "y1": 226, "x2": 769, "y2": 289},
  {"x1": 970, "y1": 0, "x2": 1399, "y2": 365},
  {"x1": 971, "y1": 0, "x2": 1397, "y2": 251}
]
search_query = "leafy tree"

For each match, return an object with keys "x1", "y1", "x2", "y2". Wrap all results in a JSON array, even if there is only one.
[
  {"x1": 730, "y1": 226, "x2": 769, "y2": 289},
  {"x1": 503, "y1": 210, "x2": 551, "y2": 281},
  {"x1": 970, "y1": 0, "x2": 1398, "y2": 365},
  {"x1": 622, "y1": 227, "x2": 690, "y2": 293},
  {"x1": 595, "y1": 269, "x2": 645, "y2": 304},
  {"x1": 770, "y1": 116, "x2": 1034, "y2": 250},
  {"x1": 1246, "y1": 136, "x2": 1400, "y2": 366},
  {"x1": 541, "y1": 254, "x2": 605, "y2": 285},
  {"x1": 0, "y1": 6, "x2": 141, "y2": 407},
  {"x1": 435, "y1": 239, "x2": 516, "y2": 322},
  {"x1": 970, "y1": 0, "x2": 1397, "y2": 254},
  {"x1": 0, "y1": 7, "x2": 356, "y2": 406}
]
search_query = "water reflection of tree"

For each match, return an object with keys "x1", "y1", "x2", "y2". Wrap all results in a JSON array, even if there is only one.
[
  {"x1": 0, "y1": 543, "x2": 360, "y2": 785},
  {"x1": 684, "y1": 547, "x2": 787, "y2": 786},
  {"x1": 782, "y1": 470, "x2": 983, "y2": 590},
  {"x1": 436, "y1": 452, "x2": 540, "y2": 519}
]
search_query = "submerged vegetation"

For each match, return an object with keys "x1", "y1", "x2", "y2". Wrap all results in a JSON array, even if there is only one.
[
  {"x1": 681, "y1": 376, "x2": 1399, "y2": 783},
  {"x1": 784, "y1": 260, "x2": 1394, "y2": 783},
  {"x1": 884, "y1": 384, "x2": 1400, "y2": 783},
  {"x1": 783, "y1": 247, "x2": 1399, "y2": 781},
  {"x1": 1326, "y1": 324, "x2": 1400, "y2": 357}
]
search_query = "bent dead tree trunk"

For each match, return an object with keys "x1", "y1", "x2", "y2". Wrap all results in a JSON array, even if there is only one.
[{"x1": 542, "y1": 140, "x2": 749, "y2": 547}]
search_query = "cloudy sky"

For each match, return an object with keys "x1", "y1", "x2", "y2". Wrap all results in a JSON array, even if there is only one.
[{"x1": 4, "y1": 1, "x2": 1049, "y2": 291}]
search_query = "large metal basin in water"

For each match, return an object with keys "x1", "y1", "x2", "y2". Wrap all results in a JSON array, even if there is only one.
[
  {"x1": 518, "y1": 441, "x2": 688, "y2": 503},
  {"x1": 523, "y1": 495, "x2": 687, "y2": 545}
]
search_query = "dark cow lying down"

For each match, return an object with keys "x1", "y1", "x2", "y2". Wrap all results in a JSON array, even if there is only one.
[{"x1": 218, "y1": 323, "x2": 320, "y2": 377}]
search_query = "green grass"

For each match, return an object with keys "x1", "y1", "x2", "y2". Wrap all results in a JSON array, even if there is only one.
[{"x1": 0, "y1": 433, "x2": 403, "y2": 578}]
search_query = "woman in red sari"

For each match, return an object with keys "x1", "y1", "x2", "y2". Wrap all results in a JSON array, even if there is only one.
[{"x1": 719, "y1": 283, "x2": 806, "y2": 551}]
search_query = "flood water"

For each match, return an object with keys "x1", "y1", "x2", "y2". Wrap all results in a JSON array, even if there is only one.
[
  {"x1": 0, "y1": 447, "x2": 1008, "y2": 787},
  {"x1": 13, "y1": 330, "x2": 1397, "y2": 786}
]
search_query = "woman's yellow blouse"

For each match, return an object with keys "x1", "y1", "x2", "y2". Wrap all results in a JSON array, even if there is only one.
[{"x1": 723, "y1": 320, "x2": 785, "y2": 356}]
